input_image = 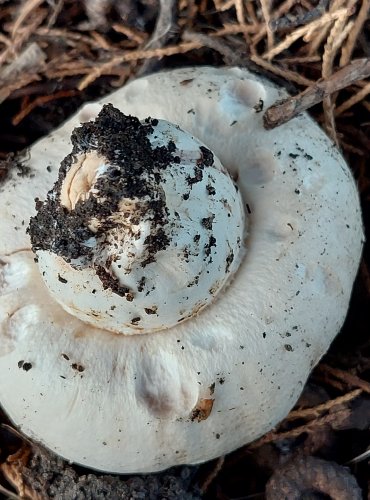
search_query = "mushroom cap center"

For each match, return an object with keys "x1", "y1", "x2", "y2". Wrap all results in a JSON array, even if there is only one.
[{"x1": 29, "y1": 105, "x2": 246, "y2": 334}]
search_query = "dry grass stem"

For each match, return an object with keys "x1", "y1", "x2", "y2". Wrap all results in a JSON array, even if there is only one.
[
  {"x1": 271, "y1": 0, "x2": 329, "y2": 31},
  {"x1": 263, "y1": 58, "x2": 370, "y2": 129},
  {"x1": 184, "y1": 31, "x2": 239, "y2": 64},
  {"x1": 335, "y1": 82, "x2": 370, "y2": 115},
  {"x1": 251, "y1": 54, "x2": 315, "y2": 85},
  {"x1": 46, "y1": 0, "x2": 64, "y2": 29},
  {"x1": 251, "y1": 0, "x2": 296, "y2": 46},
  {"x1": 12, "y1": 89, "x2": 79, "y2": 125},
  {"x1": 263, "y1": 9, "x2": 348, "y2": 60},
  {"x1": 287, "y1": 389, "x2": 362, "y2": 421},
  {"x1": 78, "y1": 41, "x2": 202, "y2": 90},
  {"x1": 259, "y1": 0, "x2": 274, "y2": 50},
  {"x1": 0, "y1": 484, "x2": 22, "y2": 500},
  {"x1": 213, "y1": 0, "x2": 235, "y2": 11},
  {"x1": 90, "y1": 31, "x2": 113, "y2": 51},
  {"x1": 234, "y1": 0, "x2": 246, "y2": 25},
  {"x1": 278, "y1": 55, "x2": 322, "y2": 64},
  {"x1": 0, "y1": 42, "x2": 46, "y2": 104},
  {"x1": 319, "y1": 364, "x2": 370, "y2": 394},
  {"x1": 199, "y1": 456, "x2": 226, "y2": 494},
  {"x1": 340, "y1": 0, "x2": 370, "y2": 66},
  {"x1": 249, "y1": 408, "x2": 352, "y2": 449},
  {"x1": 11, "y1": 0, "x2": 44, "y2": 39},
  {"x1": 111, "y1": 24, "x2": 147, "y2": 44},
  {"x1": 214, "y1": 23, "x2": 258, "y2": 36}
]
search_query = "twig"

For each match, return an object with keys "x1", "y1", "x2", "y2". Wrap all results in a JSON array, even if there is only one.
[
  {"x1": 199, "y1": 456, "x2": 225, "y2": 494},
  {"x1": 249, "y1": 408, "x2": 352, "y2": 449},
  {"x1": 262, "y1": 8, "x2": 347, "y2": 60},
  {"x1": 47, "y1": 0, "x2": 64, "y2": 28},
  {"x1": 287, "y1": 389, "x2": 362, "y2": 421},
  {"x1": 270, "y1": 0, "x2": 329, "y2": 31},
  {"x1": 11, "y1": 0, "x2": 44, "y2": 39},
  {"x1": 340, "y1": 0, "x2": 370, "y2": 66},
  {"x1": 213, "y1": 0, "x2": 234, "y2": 11},
  {"x1": 112, "y1": 24, "x2": 147, "y2": 45},
  {"x1": 11, "y1": 89, "x2": 79, "y2": 125},
  {"x1": 251, "y1": 0, "x2": 296, "y2": 47},
  {"x1": 259, "y1": 0, "x2": 274, "y2": 51},
  {"x1": 359, "y1": 259, "x2": 370, "y2": 297},
  {"x1": 263, "y1": 58, "x2": 370, "y2": 129},
  {"x1": 335, "y1": 81, "x2": 370, "y2": 115},
  {"x1": 306, "y1": 0, "x2": 349, "y2": 53},
  {"x1": 78, "y1": 41, "x2": 202, "y2": 90},
  {"x1": 234, "y1": 0, "x2": 253, "y2": 47},
  {"x1": 318, "y1": 364, "x2": 370, "y2": 394},
  {"x1": 137, "y1": 0, "x2": 178, "y2": 76},
  {"x1": 322, "y1": 9, "x2": 347, "y2": 144},
  {"x1": 250, "y1": 54, "x2": 315, "y2": 86},
  {"x1": 0, "y1": 42, "x2": 46, "y2": 104},
  {"x1": 183, "y1": 31, "x2": 240, "y2": 65},
  {"x1": 0, "y1": 484, "x2": 21, "y2": 500},
  {"x1": 213, "y1": 23, "x2": 258, "y2": 36}
]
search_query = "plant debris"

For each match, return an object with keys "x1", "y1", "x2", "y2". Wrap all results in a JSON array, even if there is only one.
[{"x1": 0, "y1": 0, "x2": 369, "y2": 498}]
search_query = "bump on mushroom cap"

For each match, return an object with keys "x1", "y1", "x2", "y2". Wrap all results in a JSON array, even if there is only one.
[{"x1": 29, "y1": 105, "x2": 246, "y2": 333}]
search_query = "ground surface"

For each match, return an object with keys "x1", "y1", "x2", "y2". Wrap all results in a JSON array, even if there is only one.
[{"x1": 0, "y1": 1, "x2": 369, "y2": 499}]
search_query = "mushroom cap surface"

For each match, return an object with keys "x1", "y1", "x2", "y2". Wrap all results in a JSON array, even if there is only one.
[
  {"x1": 30, "y1": 109, "x2": 246, "y2": 334},
  {"x1": 0, "y1": 66, "x2": 363, "y2": 473}
]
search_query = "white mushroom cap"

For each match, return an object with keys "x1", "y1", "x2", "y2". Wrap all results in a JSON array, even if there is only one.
[
  {"x1": 31, "y1": 109, "x2": 245, "y2": 333},
  {"x1": 0, "y1": 66, "x2": 363, "y2": 473}
]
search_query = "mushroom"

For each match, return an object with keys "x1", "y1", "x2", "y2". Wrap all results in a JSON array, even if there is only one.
[{"x1": 0, "y1": 66, "x2": 363, "y2": 474}]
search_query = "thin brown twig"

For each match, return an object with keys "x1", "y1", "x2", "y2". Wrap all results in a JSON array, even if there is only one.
[
  {"x1": 251, "y1": 0, "x2": 296, "y2": 47},
  {"x1": 262, "y1": 8, "x2": 347, "y2": 60},
  {"x1": 249, "y1": 408, "x2": 352, "y2": 449},
  {"x1": 270, "y1": 0, "x2": 329, "y2": 31},
  {"x1": 11, "y1": 89, "x2": 79, "y2": 125},
  {"x1": 137, "y1": 0, "x2": 178, "y2": 77},
  {"x1": 313, "y1": 374, "x2": 348, "y2": 392},
  {"x1": 263, "y1": 58, "x2": 370, "y2": 129},
  {"x1": 340, "y1": 0, "x2": 370, "y2": 66},
  {"x1": 0, "y1": 484, "x2": 21, "y2": 500},
  {"x1": 46, "y1": 0, "x2": 64, "y2": 28},
  {"x1": 213, "y1": 0, "x2": 235, "y2": 11},
  {"x1": 11, "y1": 0, "x2": 44, "y2": 39},
  {"x1": 90, "y1": 31, "x2": 113, "y2": 51},
  {"x1": 213, "y1": 23, "x2": 258, "y2": 36},
  {"x1": 111, "y1": 24, "x2": 147, "y2": 44},
  {"x1": 322, "y1": 10, "x2": 347, "y2": 144},
  {"x1": 35, "y1": 27, "x2": 111, "y2": 49},
  {"x1": 251, "y1": 54, "x2": 315, "y2": 86},
  {"x1": 318, "y1": 364, "x2": 370, "y2": 394},
  {"x1": 287, "y1": 389, "x2": 362, "y2": 421},
  {"x1": 278, "y1": 55, "x2": 322, "y2": 64},
  {"x1": 335, "y1": 82, "x2": 370, "y2": 115},
  {"x1": 183, "y1": 31, "x2": 239, "y2": 65},
  {"x1": 259, "y1": 0, "x2": 274, "y2": 51},
  {"x1": 3, "y1": 7, "x2": 47, "y2": 66},
  {"x1": 0, "y1": 42, "x2": 46, "y2": 104},
  {"x1": 199, "y1": 456, "x2": 225, "y2": 494},
  {"x1": 305, "y1": 0, "x2": 347, "y2": 51},
  {"x1": 359, "y1": 259, "x2": 370, "y2": 297},
  {"x1": 78, "y1": 41, "x2": 202, "y2": 90},
  {"x1": 245, "y1": 0, "x2": 259, "y2": 25}
]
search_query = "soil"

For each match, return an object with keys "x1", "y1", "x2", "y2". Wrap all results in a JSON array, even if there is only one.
[{"x1": 0, "y1": 1, "x2": 369, "y2": 499}]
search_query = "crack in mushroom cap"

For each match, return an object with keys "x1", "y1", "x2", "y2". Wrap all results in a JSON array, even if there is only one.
[{"x1": 28, "y1": 105, "x2": 246, "y2": 334}]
